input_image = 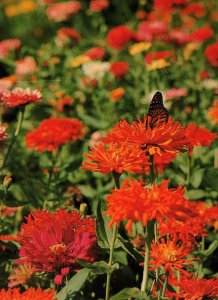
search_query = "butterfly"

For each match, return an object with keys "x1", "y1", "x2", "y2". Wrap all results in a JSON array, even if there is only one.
[{"x1": 146, "y1": 91, "x2": 169, "y2": 129}]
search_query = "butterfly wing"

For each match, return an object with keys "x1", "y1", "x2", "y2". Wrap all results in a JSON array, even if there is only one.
[{"x1": 147, "y1": 91, "x2": 169, "y2": 129}]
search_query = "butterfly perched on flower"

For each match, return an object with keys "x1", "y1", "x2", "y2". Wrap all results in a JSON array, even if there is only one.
[{"x1": 146, "y1": 91, "x2": 169, "y2": 129}]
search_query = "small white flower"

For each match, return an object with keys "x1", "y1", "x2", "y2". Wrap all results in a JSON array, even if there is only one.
[{"x1": 82, "y1": 61, "x2": 110, "y2": 80}]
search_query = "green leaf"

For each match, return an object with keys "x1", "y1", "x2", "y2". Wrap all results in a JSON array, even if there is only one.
[
  {"x1": 110, "y1": 288, "x2": 144, "y2": 300},
  {"x1": 96, "y1": 198, "x2": 120, "y2": 249},
  {"x1": 202, "y1": 240, "x2": 218, "y2": 256},
  {"x1": 56, "y1": 268, "x2": 90, "y2": 300},
  {"x1": 186, "y1": 189, "x2": 207, "y2": 200},
  {"x1": 202, "y1": 168, "x2": 218, "y2": 192},
  {"x1": 77, "y1": 260, "x2": 119, "y2": 275},
  {"x1": 190, "y1": 168, "x2": 204, "y2": 188},
  {"x1": 117, "y1": 237, "x2": 144, "y2": 263}
]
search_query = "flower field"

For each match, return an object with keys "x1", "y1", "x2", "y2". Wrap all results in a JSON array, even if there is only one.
[{"x1": 0, "y1": 0, "x2": 218, "y2": 299}]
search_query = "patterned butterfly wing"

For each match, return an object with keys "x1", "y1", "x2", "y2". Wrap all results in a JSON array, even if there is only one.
[{"x1": 147, "y1": 91, "x2": 169, "y2": 129}]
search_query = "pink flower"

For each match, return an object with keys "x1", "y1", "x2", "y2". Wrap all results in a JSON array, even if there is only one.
[
  {"x1": 164, "y1": 88, "x2": 188, "y2": 100},
  {"x1": 89, "y1": 0, "x2": 109, "y2": 12},
  {"x1": 0, "y1": 39, "x2": 21, "y2": 58},
  {"x1": 46, "y1": 1, "x2": 81, "y2": 22},
  {"x1": 15, "y1": 57, "x2": 37, "y2": 76},
  {"x1": 136, "y1": 21, "x2": 168, "y2": 42},
  {"x1": 57, "y1": 27, "x2": 81, "y2": 43}
]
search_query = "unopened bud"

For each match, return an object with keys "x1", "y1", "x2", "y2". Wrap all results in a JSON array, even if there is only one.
[
  {"x1": 79, "y1": 203, "x2": 88, "y2": 216},
  {"x1": 3, "y1": 176, "x2": 12, "y2": 188}
]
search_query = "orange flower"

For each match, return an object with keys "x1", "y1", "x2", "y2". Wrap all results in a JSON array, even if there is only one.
[
  {"x1": 8, "y1": 264, "x2": 35, "y2": 288},
  {"x1": 105, "y1": 180, "x2": 191, "y2": 233},
  {"x1": 0, "y1": 288, "x2": 56, "y2": 300},
  {"x1": 109, "y1": 87, "x2": 125, "y2": 101},
  {"x1": 150, "y1": 237, "x2": 196, "y2": 278},
  {"x1": 180, "y1": 277, "x2": 218, "y2": 300},
  {"x1": 104, "y1": 116, "x2": 188, "y2": 156},
  {"x1": 82, "y1": 143, "x2": 149, "y2": 174},
  {"x1": 208, "y1": 100, "x2": 218, "y2": 124}
]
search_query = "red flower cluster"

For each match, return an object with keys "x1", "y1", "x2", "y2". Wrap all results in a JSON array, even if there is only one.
[
  {"x1": 185, "y1": 123, "x2": 217, "y2": 154},
  {"x1": 104, "y1": 116, "x2": 188, "y2": 156},
  {"x1": 0, "y1": 288, "x2": 56, "y2": 300},
  {"x1": 25, "y1": 117, "x2": 86, "y2": 152},
  {"x1": 105, "y1": 180, "x2": 194, "y2": 233},
  {"x1": 1, "y1": 87, "x2": 41, "y2": 108},
  {"x1": 82, "y1": 142, "x2": 149, "y2": 174},
  {"x1": 106, "y1": 25, "x2": 134, "y2": 50},
  {"x1": 46, "y1": 1, "x2": 81, "y2": 22},
  {"x1": 16, "y1": 209, "x2": 98, "y2": 283},
  {"x1": 204, "y1": 41, "x2": 218, "y2": 67},
  {"x1": 190, "y1": 27, "x2": 213, "y2": 43},
  {"x1": 109, "y1": 61, "x2": 129, "y2": 78}
]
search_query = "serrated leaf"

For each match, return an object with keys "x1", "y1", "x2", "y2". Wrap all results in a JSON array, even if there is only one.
[
  {"x1": 110, "y1": 288, "x2": 144, "y2": 300},
  {"x1": 117, "y1": 237, "x2": 144, "y2": 263},
  {"x1": 56, "y1": 268, "x2": 90, "y2": 300}
]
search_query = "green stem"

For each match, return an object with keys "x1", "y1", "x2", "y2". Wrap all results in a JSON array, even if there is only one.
[
  {"x1": 161, "y1": 273, "x2": 168, "y2": 298},
  {"x1": 186, "y1": 154, "x2": 191, "y2": 187},
  {"x1": 197, "y1": 236, "x2": 205, "y2": 278},
  {"x1": 1, "y1": 108, "x2": 25, "y2": 172},
  {"x1": 149, "y1": 155, "x2": 156, "y2": 184},
  {"x1": 141, "y1": 230, "x2": 150, "y2": 292},
  {"x1": 105, "y1": 172, "x2": 120, "y2": 300}
]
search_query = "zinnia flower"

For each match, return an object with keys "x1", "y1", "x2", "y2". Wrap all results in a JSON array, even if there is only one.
[
  {"x1": 82, "y1": 61, "x2": 110, "y2": 80},
  {"x1": 109, "y1": 61, "x2": 129, "y2": 78},
  {"x1": 182, "y1": 2, "x2": 205, "y2": 18},
  {"x1": 180, "y1": 277, "x2": 218, "y2": 300},
  {"x1": 105, "y1": 179, "x2": 192, "y2": 233},
  {"x1": 135, "y1": 21, "x2": 168, "y2": 42},
  {"x1": 0, "y1": 288, "x2": 56, "y2": 300},
  {"x1": 145, "y1": 50, "x2": 175, "y2": 65},
  {"x1": 164, "y1": 88, "x2": 188, "y2": 100},
  {"x1": 82, "y1": 142, "x2": 149, "y2": 174},
  {"x1": 190, "y1": 27, "x2": 214, "y2": 43},
  {"x1": 208, "y1": 100, "x2": 218, "y2": 124},
  {"x1": 109, "y1": 87, "x2": 125, "y2": 101},
  {"x1": 89, "y1": 0, "x2": 109, "y2": 12},
  {"x1": 1, "y1": 87, "x2": 41, "y2": 108},
  {"x1": 150, "y1": 237, "x2": 196, "y2": 278},
  {"x1": 16, "y1": 209, "x2": 98, "y2": 282},
  {"x1": 106, "y1": 25, "x2": 134, "y2": 50},
  {"x1": 0, "y1": 39, "x2": 21, "y2": 58},
  {"x1": 46, "y1": 1, "x2": 81, "y2": 22},
  {"x1": 8, "y1": 264, "x2": 35, "y2": 288},
  {"x1": 104, "y1": 116, "x2": 188, "y2": 156},
  {"x1": 57, "y1": 27, "x2": 81, "y2": 44},
  {"x1": 185, "y1": 123, "x2": 217, "y2": 154},
  {"x1": 204, "y1": 41, "x2": 218, "y2": 67},
  {"x1": 85, "y1": 47, "x2": 105, "y2": 60},
  {"x1": 15, "y1": 56, "x2": 37, "y2": 76},
  {"x1": 25, "y1": 117, "x2": 86, "y2": 152}
]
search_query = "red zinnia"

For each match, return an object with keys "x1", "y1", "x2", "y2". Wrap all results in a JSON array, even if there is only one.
[
  {"x1": 25, "y1": 117, "x2": 86, "y2": 152},
  {"x1": 0, "y1": 288, "x2": 56, "y2": 300},
  {"x1": 190, "y1": 27, "x2": 213, "y2": 43},
  {"x1": 104, "y1": 117, "x2": 188, "y2": 156},
  {"x1": 185, "y1": 123, "x2": 217, "y2": 154},
  {"x1": 16, "y1": 209, "x2": 98, "y2": 282},
  {"x1": 105, "y1": 179, "x2": 192, "y2": 233},
  {"x1": 89, "y1": 0, "x2": 109, "y2": 12},
  {"x1": 135, "y1": 20, "x2": 168, "y2": 42},
  {"x1": 1, "y1": 87, "x2": 41, "y2": 108},
  {"x1": 85, "y1": 47, "x2": 105, "y2": 60},
  {"x1": 109, "y1": 61, "x2": 129, "y2": 78},
  {"x1": 0, "y1": 39, "x2": 21, "y2": 58},
  {"x1": 57, "y1": 27, "x2": 81, "y2": 42},
  {"x1": 150, "y1": 237, "x2": 196, "y2": 278},
  {"x1": 106, "y1": 25, "x2": 134, "y2": 50},
  {"x1": 82, "y1": 142, "x2": 150, "y2": 174},
  {"x1": 182, "y1": 2, "x2": 205, "y2": 18},
  {"x1": 204, "y1": 41, "x2": 218, "y2": 67},
  {"x1": 180, "y1": 277, "x2": 218, "y2": 299},
  {"x1": 144, "y1": 50, "x2": 175, "y2": 64}
]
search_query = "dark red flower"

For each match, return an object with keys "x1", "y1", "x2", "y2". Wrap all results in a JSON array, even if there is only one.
[
  {"x1": 204, "y1": 41, "x2": 218, "y2": 67},
  {"x1": 109, "y1": 61, "x2": 129, "y2": 78},
  {"x1": 106, "y1": 26, "x2": 134, "y2": 50},
  {"x1": 25, "y1": 117, "x2": 86, "y2": 152},
  {"x1": 16, "y1": 209, "x2": 98, "y2": 281}
]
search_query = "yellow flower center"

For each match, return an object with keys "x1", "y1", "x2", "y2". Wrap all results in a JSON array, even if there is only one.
[{"x1": 50, "y1": 243, "x2": 67, "y2": 253}]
